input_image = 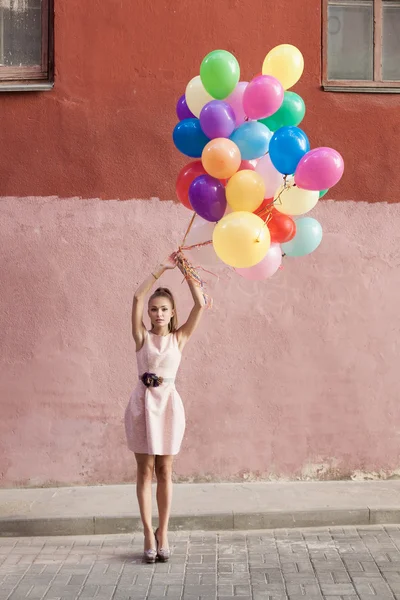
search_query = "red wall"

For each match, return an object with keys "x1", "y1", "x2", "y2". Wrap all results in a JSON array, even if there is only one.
[{"x1": 0, "y1": 0, "x2": 398, "y2": 202}]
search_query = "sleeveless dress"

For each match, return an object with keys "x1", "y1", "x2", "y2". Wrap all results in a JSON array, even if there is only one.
[{"x1": 124, "y1": 331, "x2": 185, "y2": 456}]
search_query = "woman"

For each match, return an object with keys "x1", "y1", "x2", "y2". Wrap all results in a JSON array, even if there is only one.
[{"x1": 125, "y1": 253, "x2": 205, "y2": 563}]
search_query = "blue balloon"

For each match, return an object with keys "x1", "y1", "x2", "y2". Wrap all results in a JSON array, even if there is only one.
[
  {"x1": 173, "y1": 118, "x2": 210, "y2": 158},
  {"x1": 230, "y1": 121, "x2": 272, "y2": 160},
  {"x1": 269, "y1": 126, "x2": 310, "y2": 175},
  {"x1": 281, "y1": 217, "x2": 323, "y2": 257}
]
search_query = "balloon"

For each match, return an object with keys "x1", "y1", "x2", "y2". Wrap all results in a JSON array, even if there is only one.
[
  {"x1": 255, "y1": 154, "x2": 284, "y2": 198},
  {"x1": 267, "y1": 208, "x2": 296, "y2": 243},
  {"x1": 176, "y1": 161, "x2": 207, "y2": 209},
  {"x1": 185, "y1": 216, "x2": 222, "y2": 268},
  {"x1": 200, "y1": 100, "x2": 236, "y2": 139},
  {"x1": 176, "y1": 95, "x2": 195, "y2": 121},
  {"x1": 213, "y1": 212, "x2": 271, "y2": 268},
  {"x1": 239, "y1": 160, "x2": 255, "y2": 171},
  {"x1": 202, "y1": 138, "x2": 241, "y2": 179},
  {"x1": 295, "y1": 148, "x2": 345, "y2": 191},
  {"x1": 259, "y1": 92, "x2": 306, "y2": 132},
  {"x1": 269, "y1": 126, "x2": 310, "y2": 175},
  {"x1": 262, "y1": 44, "x2": 304, "y2": 90},
  {"x1": 319, "y1": 189, "x2": 329, "y2": 199},
  {"x1": 243, "y1": 75, "x2": 284, "y2": 120},
  {"x1": 281, "y1": 217, "x2": 322, "y2": 257},
  {"x1": 254, "y1": 197, "x2": 274, "y2": 217},
  {"x1": 200, "y1": 50, "x2": 240, "y2": 100},
  {"x1": 230, "y1": 121, "x2": 272, "y2": 160},
  {"x1": 236, "y1": 243, "x2": 282, "y2": 280},
  {"x1": 173, "y1": 119, "x2": 210, "y2": 158},
  {"x1": 188, "y1": 174, "x2": 227, "y2": 222},
  {"x1": 274, "y1": 183, "x2": 319, "y2": 216},
  {"x1": 185, "y1": 76, "x2": 214, "y2": 118},
  {"x1": 226, "y1": 170, "x2": 265, "y2": 212},
  {"x1": 225, "y1": 82, "x2": 248, "y2": 127}
]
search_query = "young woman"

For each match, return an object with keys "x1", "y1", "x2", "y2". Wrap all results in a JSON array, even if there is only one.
[{"x1": 125, "y1": 253, "x2": 206, "y2": 563}]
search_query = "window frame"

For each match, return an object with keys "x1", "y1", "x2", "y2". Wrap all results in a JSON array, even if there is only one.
[
  {"x1": 0, "y1": 0, "x2": 54, "y2": 92},
  {"x1": 322, "y1": 0, "x2": 400, "y2": 93}
]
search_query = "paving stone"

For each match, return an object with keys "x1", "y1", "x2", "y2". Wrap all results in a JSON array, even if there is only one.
[{"x1": 3, "y1": 527, "x2": 400, "y2": 599}]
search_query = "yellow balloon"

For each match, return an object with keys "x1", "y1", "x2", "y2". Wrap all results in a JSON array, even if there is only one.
[
  {"x1": 213, "y1": 212, "x2": 271, "y2": 268},
  {"x1": 262, "y1": 44, "x2": 304, "y2": 90},
  {"x1": 185, "y1": 75, "x2": 213, "y2": 118},
  {"x1": 226, "y1": 170, "x2": 266, "y2": 213},
  {"x1": 274, "y1": 183, "x2": 318, "y2": 216}
]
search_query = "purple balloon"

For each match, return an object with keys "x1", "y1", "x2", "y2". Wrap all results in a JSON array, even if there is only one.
[
  {"x1": 189, "y1": 174, "x2": 227, "y2": 222},
  {"x1": 176, "y1": 95, "x2": 195, "y2": 121},
  {"x1": 199, "y1": 100, "x2": 236, "y2": 139}
]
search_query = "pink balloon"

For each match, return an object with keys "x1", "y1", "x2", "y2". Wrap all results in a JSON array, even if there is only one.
[
  {"x1": 235, "y1": 243, "x2": 282, "y2": 280},
  {"x1": 255, "y1": 154, "x2": 284, "y2": 198},
  {"x1": 243, "y1": 75, "x2": 284, "y2": 120},
  {"x1": 225, "y1": 82, "x2": 248, "y2": 127},
  {"x1": 295, "y1": 147, "x2": 344, "y2": 191}
]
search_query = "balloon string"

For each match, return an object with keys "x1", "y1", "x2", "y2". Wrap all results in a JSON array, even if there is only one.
[
  {"x1": 181, "y1": 213, "x2": 196, "y2": 247},
  {"x1": 181, "y1": 239, "x2": 213, "y2": 251},
  {"x1": 175, "y1": 250, "x2": 213, "y2": 309},
  {"x1": 255, "y1": 182, "x2": 293, "y2": 242},
  {"x1": 177, "y1": 213, "x2": 213, "y2": 308}
]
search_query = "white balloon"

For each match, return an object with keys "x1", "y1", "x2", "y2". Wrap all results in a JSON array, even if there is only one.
[
  {"x1": 255, "y1": 154, "x2": 284, "y2": 198},
  {"x1": 185, "y1": 76, "x2": 213, "y2": 118},
  {"x1": 274, "y1": 182, "x2": 319, "y2": 216},
  {"x1": 185, "y1": 216, "x2": 223, "y2": 268}
]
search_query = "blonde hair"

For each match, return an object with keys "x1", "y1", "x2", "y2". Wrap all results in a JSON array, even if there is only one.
[{"x1": 149, "y1": 287, "x2": 178, "y2": 332}]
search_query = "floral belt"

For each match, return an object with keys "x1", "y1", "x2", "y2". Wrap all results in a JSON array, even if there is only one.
[{"x1": 140, "y1": 372, "x2": 175, "y2": 388}]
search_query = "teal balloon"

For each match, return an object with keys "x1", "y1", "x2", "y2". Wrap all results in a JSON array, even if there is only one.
[
  {"x1": 319, "y1": 189, "x2": 329, "y2": 198},
  {"x1": 258, "y1": 92, "x2": 305, "y2": 132},
  {"x1": 281, "y1": 217, "x2": 322, "y2": 257}
]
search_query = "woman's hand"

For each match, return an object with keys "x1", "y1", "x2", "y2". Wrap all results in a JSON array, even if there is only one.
[{"x1": 161, "y1": 253, "x2": 178, "y2": 270}]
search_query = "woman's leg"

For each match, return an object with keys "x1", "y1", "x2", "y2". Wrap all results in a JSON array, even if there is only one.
[
  {"x1": 135, "y1": 453, "x2": 156, "y2": 550},
  {"x1": 154, "y1": 454, "x2": 174, "y2": 549}
]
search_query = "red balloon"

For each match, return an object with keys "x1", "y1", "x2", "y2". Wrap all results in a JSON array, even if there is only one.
[
  {"x1": 176, "y1": 161, "x2": 206, "y2": 209},
  {"x1": 253, "y1": 197, "x2": 273, "y2": 217},
  {"x1": 267, "y1": 208, "x2": 296, "y2": 243},
  {"x1": 238, "y1": 160, "x2": 255, "y2": 172}
]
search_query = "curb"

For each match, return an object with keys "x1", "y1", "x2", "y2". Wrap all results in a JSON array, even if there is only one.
[{"x1": 1, "y1": 507, "x2": 399, "y2": 537}]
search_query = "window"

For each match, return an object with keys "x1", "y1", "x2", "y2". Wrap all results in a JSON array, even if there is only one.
[
  {"x1": 0, "y1": 0, "x2": 53, "y2": 91},
  {"x1": 323, "y1": 0, "x2": 400, "y2": 92}
]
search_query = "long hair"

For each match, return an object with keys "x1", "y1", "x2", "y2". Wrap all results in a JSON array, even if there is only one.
[{"x1": 149, "y1": 287, "x2": 178, "y2": 332}]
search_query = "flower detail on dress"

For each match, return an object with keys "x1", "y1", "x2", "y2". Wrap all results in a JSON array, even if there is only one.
[{"x1": 141, "y1": 372, "x2": 164, "y2": 388}]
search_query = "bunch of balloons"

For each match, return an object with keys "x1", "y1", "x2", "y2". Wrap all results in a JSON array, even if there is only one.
[{"x1": 173, "y1": 45, "x2": 344, "y2": 280}]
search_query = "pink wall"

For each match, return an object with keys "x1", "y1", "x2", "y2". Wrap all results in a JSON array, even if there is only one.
[{"x1": 1, "y1": 197, "x2": 400, "y2": 486}]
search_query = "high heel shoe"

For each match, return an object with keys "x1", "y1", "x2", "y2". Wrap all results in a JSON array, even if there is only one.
[
  {"x1": 143, "y1": 533, "x2": 157, "y2": 564},
  {"x1": 143, "y1": 548, "x2": 157, "y2": 564},
  {"x1": 154, "y1": 528, "x2": 170, "y2": 562}
]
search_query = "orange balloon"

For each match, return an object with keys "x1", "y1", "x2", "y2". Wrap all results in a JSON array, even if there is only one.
[{"x1": 202, "y1": 138, "x2": 241, "y2": 180}]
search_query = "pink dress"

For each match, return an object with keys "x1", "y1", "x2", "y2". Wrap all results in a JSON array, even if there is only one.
[{"x1": 125, "y1": 331, "x2": 185, "y2": 455}]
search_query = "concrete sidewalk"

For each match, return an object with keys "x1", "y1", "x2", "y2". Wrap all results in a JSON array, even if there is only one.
[{"x1": 1, "y1": 480, "x2": 400, "y2": 537}]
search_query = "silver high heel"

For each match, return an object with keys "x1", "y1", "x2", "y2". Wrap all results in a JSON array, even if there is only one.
[
  {"x1": 155, "y1": 528, "x2": 170, "y2": 562},
  {"x1": 143, "y1": 548, "x2": 157, "y2": 564},
  {"x1": 143, "y1": 532, "x2": 157, "y2": 564}
]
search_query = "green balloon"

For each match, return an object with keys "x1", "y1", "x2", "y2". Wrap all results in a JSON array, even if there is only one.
[
  {"x1": 200, "y1": 50, "x2": 240, "y2": 100},
  {"x1": 258, "y1": 91, "x2": 306, "y2": 132},
  {"x1": 319, "y1": 189, "x2": 329, "y2": 198}
]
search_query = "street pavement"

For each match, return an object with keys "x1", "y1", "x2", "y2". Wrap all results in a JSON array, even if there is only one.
[{"x1": 2, "y1": 526, "x2": 400, "y2": 599}]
